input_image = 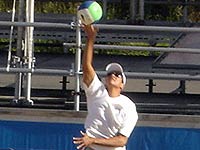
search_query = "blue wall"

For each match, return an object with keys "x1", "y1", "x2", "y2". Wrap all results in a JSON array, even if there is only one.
[
  {"x1": 0, "y1": 120, "x2": 200, "y2": 150},
  {"x1": 129, "y1": 126, "x2": 200, "y2": 150}
]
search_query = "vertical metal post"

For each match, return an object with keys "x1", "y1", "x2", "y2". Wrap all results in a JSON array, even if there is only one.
[
  {"x1": 74, "y1": 15, "x2": 82, "y2": 111},
  {"x1": 139, "y1": 0, "x2": 144, "y2": 20},
  {"x1": 6, "y1": 0, "x2": 16, "y2": 71},
  {"x1": 146, "y1": 79, "x2": 156, "y2": 93},
  {"x1": 130, "y1": 0, "x2": 137, "y2": 22},
  {"x1": 102, "y1": 0, "x2": 107, "y2": 20},
  {"x1": 61, "y1": 76, "x2": 67, "y2": 91},
  {"x1": 179, "y1": 80, "x2": 186, "y2": 94},
  {"x1": 183, "y1": 0, "x2": 188, "y2": 23},
  {"x1": 24, "y1": 0, "x2": 34, "y2": 105},
  {"x1": 148, "y1": 79, "x2": 153, "y2": 93},
  {"x1": 13, "y1": 0, "x2": 25, "y2": 103}
]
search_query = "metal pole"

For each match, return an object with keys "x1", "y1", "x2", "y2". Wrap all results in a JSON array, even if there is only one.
[
  {"x1": 24, "y1": 0, "x2": 34, "y2": 105},
  {"x1": 64, "y1": 43, "x2": 200, "y2": 54},
  {"x1": 95, "y1": 24, "x2": 200, "y2": 32},
  {"x1": 146, "y1": 79, "x2": 155, "y2": 93},
  {"x1": 102, "y1": 0, "x2": 107, "y2": 20},
  {"x1": 74, "y1": 16, "x2": 82, "y2": 111},
  {"x1": 0, "y1": 21, "x2": 72, "y2": 28},
  {"x1": 0, "y1": 68, "x2": 73, "y2": 75},
  {"x1": 2, "y1": 67, "x2": 200, "y2": 81},
  {"x1": 139, "y1": 0, "x2": 144, "y2": 20},
  {"x1": 0, "y1": 21, "x2": 200, "y2": 33},
  {"x1": 130, "y1": 0, "x2": 137, "y2": 22},
  {"x1": 13, "y1": 0, "x2": 25, "y2": 103},
  {"x1": 98, "y1": 71, "x2": 200, "y2": 81},
  {"x1": 183, "y1": 0, "x2": 188, "y2": 23},
  {"x1": 6, "y1": 0, "x2": 16, "y2": 72}
]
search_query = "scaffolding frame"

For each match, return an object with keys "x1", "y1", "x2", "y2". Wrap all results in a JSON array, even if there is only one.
[{"x1": 1, "y1": 11, "x2": 200, "y2": 110}]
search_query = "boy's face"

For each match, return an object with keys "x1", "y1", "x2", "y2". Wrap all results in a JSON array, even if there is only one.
[{"x1": 105, "y1": 71, "x2": 124, "y2": 90}]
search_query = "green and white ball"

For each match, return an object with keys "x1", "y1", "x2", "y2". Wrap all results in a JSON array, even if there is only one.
[{"x1": 78, "y1": 1, "x2": 103, "y2": 25}]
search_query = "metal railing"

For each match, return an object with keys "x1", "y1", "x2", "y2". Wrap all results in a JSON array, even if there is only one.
[{"x1": 1, "y1": 16, "x2": 200, "y2": 110}]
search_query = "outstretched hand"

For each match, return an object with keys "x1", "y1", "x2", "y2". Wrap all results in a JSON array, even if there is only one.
[{"x1": 73, "y1": 131, "x2": 94, "y2": 150}]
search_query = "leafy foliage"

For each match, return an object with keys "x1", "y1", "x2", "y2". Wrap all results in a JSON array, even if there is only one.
[{"x1": 35, "y1": 1, "x2": 81, "y2": 14}]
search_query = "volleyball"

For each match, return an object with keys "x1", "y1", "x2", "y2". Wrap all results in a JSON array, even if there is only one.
[{"x1": 78, "y1": 1, "x2": 103, "y2": 25}]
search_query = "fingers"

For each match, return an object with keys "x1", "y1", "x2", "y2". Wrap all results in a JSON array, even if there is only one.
[
  {"x1": 73, "y1": 131, "x2": 86, "y2": 144},
  {"x1": 73, "y1": 137, "x2": 82, "y2": 144},
  {"x1": 80, "y1": 130, "x2": 85, "y2": 136},
  {"x1": 77, "y1": 143, "x2": 85, "y2": 150},
  {"x1": 73, "y1": 131, "x2": 90, "y2": 150},
  {"x1": 73, "y1": 138, "x2": 86, "y2": 150},
  {"x1": 73, "y1": 137, "x2": 85, "y2": 150}
]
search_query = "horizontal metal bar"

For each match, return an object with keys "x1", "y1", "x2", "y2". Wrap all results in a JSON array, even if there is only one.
[
  {"x1": 95, "y1": 24, "x2": 200, "y2": 33},
  {"x1": 0, "y1": 68, "x2": 74, "y2": 76},
  {"x1": 64, "y1": 43, "x2": 200, "y2": 54},
  {"x1": 126, "y1": 72, "x2": 200, "y2": 81},
  {"x1": 0, "y1": 21, "x2": 200, "y2": 33},
  {"x1": 1, "y1": 67, "x2": 200, "y2": 81},
  {"x1": 144, "y1": 1, "x2": 200, "y2": 5},
  {"x1": 96, "y1": 71, "x2": 200, "y2": 81},
  {"x1": 0, "y1": 21, "x2": 72, "y2": 28}
]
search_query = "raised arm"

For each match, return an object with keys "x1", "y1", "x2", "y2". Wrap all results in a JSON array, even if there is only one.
[{"x1": 82, "y1": 25, "x2": 98, "y2": 87}]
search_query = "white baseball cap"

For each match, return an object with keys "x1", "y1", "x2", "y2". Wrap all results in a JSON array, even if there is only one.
[{"x1": 105, "y1": 63, "x2": 126, "y2": 85}]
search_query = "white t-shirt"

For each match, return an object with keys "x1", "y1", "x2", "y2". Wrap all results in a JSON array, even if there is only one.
[{"x1": 82, "y1": 74, "x2": 138, "y2": 150}]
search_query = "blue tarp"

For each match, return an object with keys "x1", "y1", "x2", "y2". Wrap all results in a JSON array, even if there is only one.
[{"x1": 0, "y1": 120, "x2": 200, "y2": 150}]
